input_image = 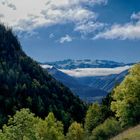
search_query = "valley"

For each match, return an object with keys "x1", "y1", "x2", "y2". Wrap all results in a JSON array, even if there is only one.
[
  {"x1": 0, "y1": 0, "x2": 140, "y2": 139},
  {"x1": 41, "y1": 60, "x2": 131, "y2": 102}
]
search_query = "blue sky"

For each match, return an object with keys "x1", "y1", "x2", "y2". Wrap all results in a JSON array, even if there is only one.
[{"x1": 0, "y1": 0, "x2": 140, "y2": 63}]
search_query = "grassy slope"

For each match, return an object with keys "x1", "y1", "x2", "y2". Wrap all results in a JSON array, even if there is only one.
[{"x1": 111, "y1": 124, "x2": 140, "y2": 140}]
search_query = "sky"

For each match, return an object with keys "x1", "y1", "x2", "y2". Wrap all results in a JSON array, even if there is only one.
[{"x1": 0, "y1": 0, "x2": 140, "y2": 63}]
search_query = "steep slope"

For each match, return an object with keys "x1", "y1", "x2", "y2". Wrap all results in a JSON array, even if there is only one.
[
  {"x1": 76, "y1": 70, "x2": 128, "y2": 92},
  {"x1": 111, "y1": 124, "x2": 140, "y2": 140},
  {"x1": 42, "y1": 65, "x2": 108, "y2": 103},
  {"x1": 45, "y1": 66, "x2": 80, "y2": 88},
  {"x1": 42, "y1": 65, "x2": 129, "y2": 102},
  {"x1": 41, "y1": 60, "x2": 131, "y2": 96},
  {"x1": 0, "y1": 24, "x2": 86, "y2": 128}
]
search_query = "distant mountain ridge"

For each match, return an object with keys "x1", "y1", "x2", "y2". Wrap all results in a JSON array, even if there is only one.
[
  {"x1": 41, "y1": 62, "x2": 130, "y2": 102},
  {"x1": 44, "y1": 66, "x2": 108, "y2": 103},
  {"x1": 42, "y1": 59, "x2": 133, "y2": 69},
  {"x1": 76, "y1": 70, "x2": 129, "y2": 93}
]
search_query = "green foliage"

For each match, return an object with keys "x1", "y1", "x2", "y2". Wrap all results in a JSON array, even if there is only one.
[
  {"x1": 91, "y1": 118, "x2": 121, "y2": 140},
  {"x1": 101, "y1": 92, "x2": 115, "y2": 120},
  {"x1": 84, "y1": 103, "x2": 102, "y2": 133},
  {"x1": 66, "y1": 122, "x2": 85, "y2": 140},
  {"x1": 0, "y1": 109, "x2": 38, "y2": 140},
  {"x1": 0, "y1": 109, "x2": 120, "y2": 140},
  {"x1": 36, "y1": 112, "x2": 64, "y2": 140},
  {"x1": 111, "y1": 64, "x2": 140, "y2": 126},
  {"x1": 0, "y1": 109, "x2": 65, "y2": 140},
  {"x1": 0, "y1": 22, "x2": 140, "y2": 140},
  {"x1": 0, "y1": 24, "x2": 86, "y2": 129}
]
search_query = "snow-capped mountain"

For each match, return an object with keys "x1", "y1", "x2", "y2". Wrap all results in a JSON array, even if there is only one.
[
  {"x1": 45, "y1": 59, "x2": 132, "y2": 69},
  {"x1": 41, "y1": 60, "x2": 133, "y2": 102}
]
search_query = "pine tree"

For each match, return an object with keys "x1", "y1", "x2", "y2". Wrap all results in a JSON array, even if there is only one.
[{"x1": 85, "y1": 103, "x2": 102, "y2": 133}]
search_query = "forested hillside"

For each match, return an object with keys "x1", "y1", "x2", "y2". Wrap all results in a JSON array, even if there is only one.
[
  {"x1": 0, "y1": 24, "x2": 140, "y2": 140},
  {"x1": 0, "y1": 24, "x2": 86, "y2": 129}
]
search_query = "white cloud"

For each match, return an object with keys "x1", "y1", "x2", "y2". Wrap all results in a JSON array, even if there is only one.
[
  {"x1": 75, "y1": 21, "x2": 105, "y2": 34},
  {"x1": 41, "y1": 6, "x2": 97, "y2": 26},
  {"x1": 7, "y1": 3, "x2": 16, "y2": 10},
  {"x1": 0, "y1": 14, "x2": 4, "y2": 18},
  {"x1": 49, "y1": 33, "x2": 55, "y2": 39},
  {"x1": 1, "y1": 0, "x2": 16, "y2": 10},
  {"x1": 131, "y1": 12, "x2": 140, "y2": 20},
  {"x1": 15, "y1": 30, "x2": 39, "y2": 39},
  {"x1": 59, "y1": 35, "x2": 73, "y2": 43},
  {"x1": 0, "y1": 0, "x2": 107, "y2": 32},
  {"x1": 60, "y1": 66, "x2": 130, "y2": 77},
  {"x1": 84, "y1": 0, "x2": 108, "y2": 5},
  {"x1": 40, "y1": 64, "x2": 53, "y2": 69},
  {"x1": 94, "y1": 12, "x2": 140, "y2": 40}
]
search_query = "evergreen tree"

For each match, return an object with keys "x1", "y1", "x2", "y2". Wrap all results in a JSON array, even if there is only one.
[
  {"x1": 0, "y1": 24, "x2": 86, "y2": 129},
  {"x1": 84, "y1": 103, "x2": 102, "y2": 133}
]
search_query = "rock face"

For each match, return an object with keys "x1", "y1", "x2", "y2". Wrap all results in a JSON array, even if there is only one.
[{"x1": 0, "y1": 24, "x2": 86, "y2": 128}]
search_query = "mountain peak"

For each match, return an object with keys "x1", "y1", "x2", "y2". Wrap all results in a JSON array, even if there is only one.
[{"x1": 43, "y1": 59, "x2": 129, "y2": 69}]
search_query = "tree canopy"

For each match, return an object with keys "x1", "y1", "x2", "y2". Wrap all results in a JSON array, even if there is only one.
[
  {"x1": 111, "y1": 64, "x2": 140, "y2": 126},
  {"x1": 84, "y1": 103, "x2": 102, "y2": 133},
  {"x1": 0, "y1": 109, "x2": 65, "y2": 140}
]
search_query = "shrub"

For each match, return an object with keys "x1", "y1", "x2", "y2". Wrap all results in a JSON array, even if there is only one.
[
  {"x1": 66, "y1": 122, "x2": 85, "y2": 140},
  {"x1": 90, "y1": 118, "x2": 121, "y2": 140}
]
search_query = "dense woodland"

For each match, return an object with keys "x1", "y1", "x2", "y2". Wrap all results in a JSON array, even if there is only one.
[
  {"x1": 0, "y1": 24, "x2": 140, "y2": 140},
  {"x1": 0, "y1": 24, "x2": 86, "y2": 130}
]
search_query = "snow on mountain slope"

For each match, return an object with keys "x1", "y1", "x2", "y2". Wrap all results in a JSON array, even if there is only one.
[
  {"x1": 40, "y1": 60, "x2": 133, "y2": 103},
  {"x1": 46, "y1": 59, "x2": 132, "y2": 69},
  {"x1": 41, "y1": 64, "x2": 53, "y2": 69}
]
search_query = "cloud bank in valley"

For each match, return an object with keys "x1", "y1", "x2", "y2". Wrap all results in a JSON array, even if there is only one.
[{"x1": 60, "y1": 66, "x2": 131, "y2": 77}]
